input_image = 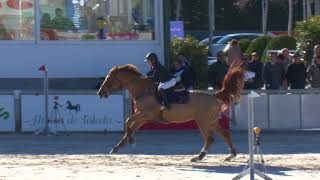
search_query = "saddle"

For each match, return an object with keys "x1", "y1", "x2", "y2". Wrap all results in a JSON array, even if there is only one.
[{"x1": 154, "y1": 84, "x2": 190, "y2": 105}]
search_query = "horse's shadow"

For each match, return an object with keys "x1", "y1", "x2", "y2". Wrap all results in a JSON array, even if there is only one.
[{"x1": 178, "y1": 164, "x2": 293, "y2": 176}]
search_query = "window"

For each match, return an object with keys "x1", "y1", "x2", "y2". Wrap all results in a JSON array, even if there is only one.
[
  {"x1": 40, "y1": 0, "x2": 155, "y2": 41},
  {"x1": 0, "y1": 0, "x2": 35, "y2": 40}
]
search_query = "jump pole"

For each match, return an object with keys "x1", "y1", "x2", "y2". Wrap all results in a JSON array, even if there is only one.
[
  {"x1": 233, "y1": 91, "x2": 272, "y2": 180},
  {"x1": 37, "y1": 65, "x2": 50, "y2": 135}
]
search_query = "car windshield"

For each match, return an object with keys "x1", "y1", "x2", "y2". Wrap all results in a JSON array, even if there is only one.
[
  {"x1": 215, "y1": 34, "x2": 261, "y2": 44},
  {"x1": 199, "y1": 36, "x2": 223, "y2": 45},
  {"x1": 212, "y1": 36, "x2": 223, "y2": 43},
  {"x1": 215, "y1": 36, "x2": 236, "y2": 44}
]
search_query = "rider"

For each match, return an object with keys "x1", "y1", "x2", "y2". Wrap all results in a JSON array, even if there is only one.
[{"x1": 144, "y1": 52, "x2": 176, "y2": 110}]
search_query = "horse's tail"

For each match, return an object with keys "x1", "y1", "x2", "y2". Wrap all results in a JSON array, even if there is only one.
[{"x1": 215, "y1": 62, "x2": 245, "y2": 108}]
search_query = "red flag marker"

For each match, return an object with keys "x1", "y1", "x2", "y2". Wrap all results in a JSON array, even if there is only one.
[{"x1": 39, "y1": 65, "x2": 47, "y2": 72}]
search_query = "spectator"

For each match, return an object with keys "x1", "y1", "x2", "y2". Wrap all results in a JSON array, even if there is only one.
[
  {"x1": 312, "y1": 45, "x2": 320, "y2": 64},
  {"x1": 244, "y1": 52, "x2": 264, "y2": 89},
  {"x1": 172, "y1": 59, "x2": 187, "y2": 90},
  {"x1": 286, "y1": 52, "x2": 307, "y2": 89},
  {"x1": 263, "y1": 52, "x2": 285, "y2": 89},
  {"x1": 225, "y1": 39, "x2": 242, "y2": 66},
  {"x1": 241, "y1": 53, "x2": 250, "y2": 63},
  {"x1": 176, "y1": 52, "x2": 196, "y2": 89},
  {"x1": 278, "y1": 48, "x2": 292, "y2": 89},
  {"x1": 208, "y1": 51, "x2": 229, "y2": 89},
  {"x1": 279, "y1": 48, "x2": 292, "y2": 72},
  {"x1": 307, "y1": 56, "x2": 320, "y2": 89}
]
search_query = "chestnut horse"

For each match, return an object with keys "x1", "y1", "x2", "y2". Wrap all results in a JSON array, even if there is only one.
[{"x1": 97, "y1": 63, "x2": 245, "y2": 162}]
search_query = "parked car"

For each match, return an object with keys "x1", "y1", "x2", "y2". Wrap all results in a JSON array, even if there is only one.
[
  {"x1": 208, "y1": 33, "x2": 263, "y2": 58},
  {"x1": 199, "y1": 36, "x2": 224, "y2": 46}
]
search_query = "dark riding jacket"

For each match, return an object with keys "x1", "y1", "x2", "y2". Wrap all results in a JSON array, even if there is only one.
[{"x1": 147, "y1": 61, "x2": 174, "y2": 83}]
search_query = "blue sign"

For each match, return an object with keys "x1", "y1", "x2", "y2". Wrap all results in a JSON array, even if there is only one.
[{"x1": 170, "y1": 21, "x2": 184, "y2": 39}]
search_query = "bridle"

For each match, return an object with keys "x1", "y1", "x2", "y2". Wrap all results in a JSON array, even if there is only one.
[{"x1": 106, "y1": 73, "x2": 143, "y2": 90}]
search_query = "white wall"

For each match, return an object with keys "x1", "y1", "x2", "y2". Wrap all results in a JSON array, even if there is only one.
[{"x1": 0, "y1": 42, "x2": 163, "y2": 78}]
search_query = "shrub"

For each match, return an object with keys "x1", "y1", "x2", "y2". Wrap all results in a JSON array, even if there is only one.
[
  {"x1": 246, "y1": 36, "x2": 272, "y2": 57},
  {"x1": 295, "y1": 16, "x2": 320, "y2": 63},
  {"x1": 170, "y1": 36, "x2": 208, "y2": 89},
  {"x1": 238, "y1": 38, "x2": 251, "y2": 53},
  {"x1": 262, "y1": 36, "x2": 296, "y2": 62},
  {"x1": 81, "y1": 34, "x2": 96, "y2": 40}
]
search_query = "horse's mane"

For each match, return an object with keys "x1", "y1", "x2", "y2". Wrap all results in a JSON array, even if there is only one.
[{"x1": 110, "y1": 64, "x2": 143, "y2": 77}]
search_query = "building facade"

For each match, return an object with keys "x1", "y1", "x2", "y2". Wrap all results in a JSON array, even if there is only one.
[{"x1": 0, "y1": 0, "x2": 164, "y2": 89}]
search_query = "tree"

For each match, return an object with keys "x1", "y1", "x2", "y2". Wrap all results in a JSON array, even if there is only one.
[
  {"x1": 315, "y1": 0, "x2": 320, "y2": 15},
  {"x1": 307, "y1": 0, "x2": 312, "y2": 18},
  {"x1": 288, "y1": 0, "x2": 293, "y2": 36},
  {"x1": 176, "y1": 0, "x2": 182, "y2": 20},
  {"x1": 295, "y1": 16, "x2": 320, "y2": 64}
]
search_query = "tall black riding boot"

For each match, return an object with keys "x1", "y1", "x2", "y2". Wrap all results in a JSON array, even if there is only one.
[{"x1": 159, "y1": 89, "x2": 170, "y2": 110}]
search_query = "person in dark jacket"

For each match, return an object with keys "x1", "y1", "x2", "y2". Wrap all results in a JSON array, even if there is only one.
[
  {"x1": 208, "y1": 51, "x2": 229, "y2": 89},
  {"x1": 244, "y1": 52, "x2": 264, "y2": 89},
  {"x1": 172, "y1": 59, "x2": 188, "y2": 90},
  {"x1": 263, "y1": 52, "x2": 285, "y2": 89},
  {"x1": 176, "y1": 52, "x2": 196, "y2": 89},
  {"x1": 145, "y1": 52, "x2": 176, "y2": 110},
  {"x1": 286, "y1": 52, "x2": 307, "y2": 89}
]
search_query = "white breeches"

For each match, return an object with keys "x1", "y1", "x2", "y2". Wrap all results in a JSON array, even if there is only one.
[{"x1": 158, "y1": 78, "x2": 177, "y2": 90}]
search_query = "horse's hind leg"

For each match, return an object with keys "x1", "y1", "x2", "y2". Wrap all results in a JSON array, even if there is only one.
[
  {"x1": 216, "y1": 128, "x2": 237, "y2": 161},
  {"x1": 191, "y1": 120, "x2": 214, "y2": 162}
]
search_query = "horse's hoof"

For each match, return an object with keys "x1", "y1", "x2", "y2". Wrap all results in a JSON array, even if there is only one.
[
  {"x1": 190, "y1": 157, "x2": 199, "y2": 162},
  {"x1": 109, "y1": 148, "x2": 118, "y2": 154},
  {"x1": 224, "y1": 154, "x2": 236, "y2": 162}
]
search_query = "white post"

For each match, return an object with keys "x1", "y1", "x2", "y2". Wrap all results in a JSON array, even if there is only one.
[
  {"x1": 34, "y1": 0, "x2": 41, "y2": 44},
  {"x1": 44, "y1": 70, "x2": 49, "y2": 133},
  {"x1": 36, "y1": 65, "x2": 50, "y2": 135},
  {"x1": 248, "y1": 94, "x2": 255, "y2": 180},
  {"x1": 233, "y1": 91, "x2": 272, "y2": 180},
  {"x1": 142, "y1": 0, "x2": 148, "y2": 24}
]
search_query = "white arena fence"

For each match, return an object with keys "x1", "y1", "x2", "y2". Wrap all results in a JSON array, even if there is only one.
[
  {"x1": 229, "y1": 89, "x2": 320, "y2": 130},
  {"x1": 0, "y1": 89, "x2": 319, "y2": 133},
  {"x1": 0, "y1": 90, "x2": 131, "y2": 133}
]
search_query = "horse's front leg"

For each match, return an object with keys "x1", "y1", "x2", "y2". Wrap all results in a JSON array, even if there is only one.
[{"x1": 109, "y1": 112, "x2": 151, "y2": 154}]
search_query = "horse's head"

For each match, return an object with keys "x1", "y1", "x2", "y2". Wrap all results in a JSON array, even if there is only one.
[{"x1": 97, "y1": 66, "x2": 125, "y2": 98}]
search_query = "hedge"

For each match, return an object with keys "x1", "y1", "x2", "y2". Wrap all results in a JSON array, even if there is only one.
[
  {"x1": 170, "y1": 36, "x2": 208, "y2": 89},
  {"x1": 262, "y1": 36, "x2": 297, "y2": 62},
  {"x1": 246, "y1": 36, "x2": 272, "y2": 57}
]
